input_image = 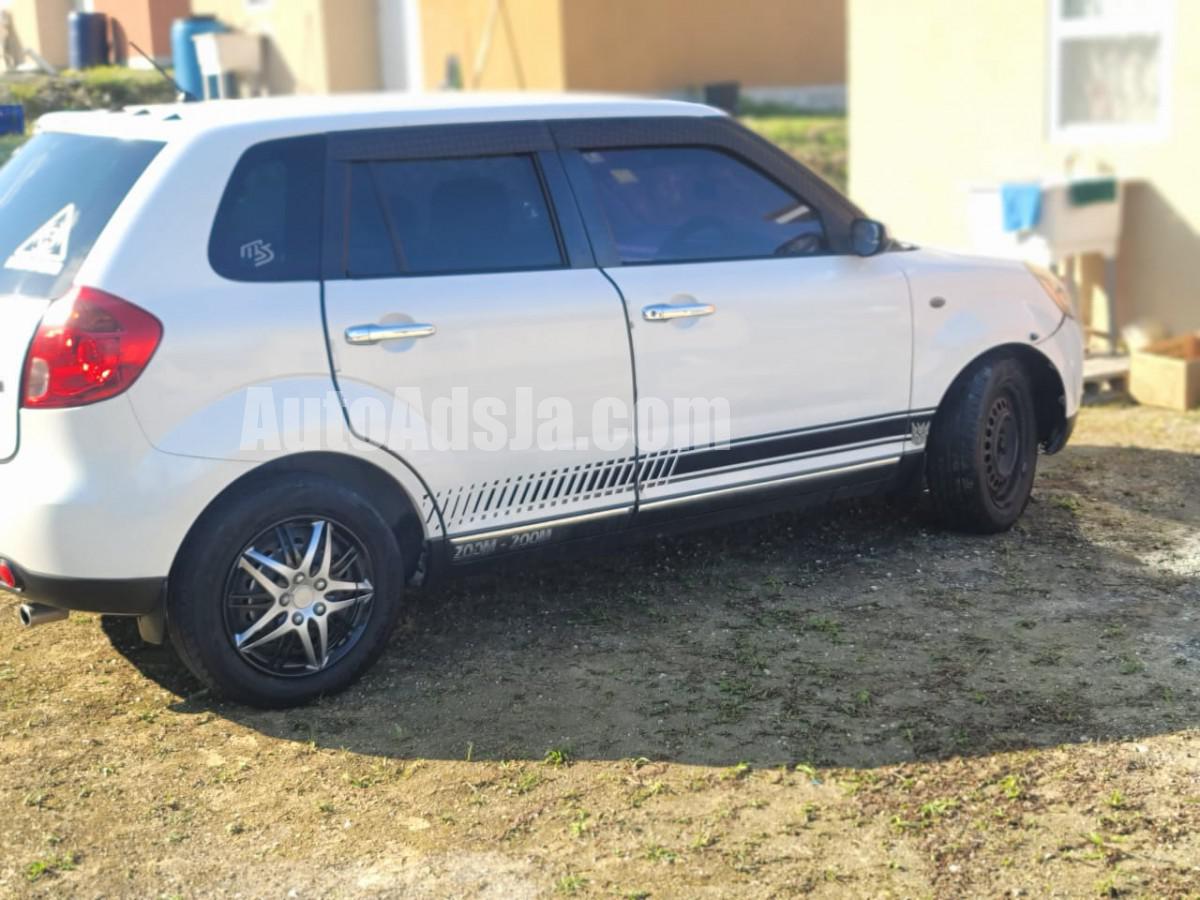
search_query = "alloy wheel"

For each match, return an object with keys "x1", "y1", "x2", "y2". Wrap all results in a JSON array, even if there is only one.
[{"x1": 222, "y1": 518, "x2": 375, "y2": 677}]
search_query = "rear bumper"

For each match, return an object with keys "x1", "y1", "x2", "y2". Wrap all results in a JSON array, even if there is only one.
[
  {"x1": 0, "y1": 397, "x2": 253, "y2": 583},
  {"x1": 0, "y1": 557, "x2": 163, "y2": 615}
]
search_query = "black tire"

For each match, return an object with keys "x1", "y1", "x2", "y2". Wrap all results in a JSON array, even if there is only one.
[
  {"x1": 885, "y1": 461, "x2": 927, "y2": 511},
  {"x1": 926, "y1": 355, "x2": 1039, "y2": 534},
  {"x1": 167, "y1": 474, "x2": 405, "y2": 708}
]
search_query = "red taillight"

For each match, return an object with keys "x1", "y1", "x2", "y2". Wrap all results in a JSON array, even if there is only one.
[
  {"x1": 0, "y1": 560, "x2": 16, "y2": 590},
  {"x1": 22, "y1": 287, "x2": 162, "y2": 410}
]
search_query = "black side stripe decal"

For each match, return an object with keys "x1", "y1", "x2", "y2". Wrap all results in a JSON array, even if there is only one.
[
  {"x1": 672, "y1": 415, "x2": 915, "y2": 478},
  {"x1": 668, "y1": 435, "x2": 909, "y2": 485},
  {"x1": 436, "y1": 411, "x2": 935, "y2": 533}
]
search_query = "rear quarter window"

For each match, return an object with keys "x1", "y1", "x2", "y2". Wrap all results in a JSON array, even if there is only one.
[
  {"x1": 209, "y1": 135, "x2": 324, "y2": 282},
  {"x1": 0, "y1": 132, "x2": 163, "y2": 299}
]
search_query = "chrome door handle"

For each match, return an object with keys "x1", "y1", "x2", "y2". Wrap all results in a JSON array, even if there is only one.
[
  {"x1": 344, "y1": 323, "x2": 437, "y2": 345},
  {"x1": 642, "y1": 302, "x2": 716, "y2": 322}
]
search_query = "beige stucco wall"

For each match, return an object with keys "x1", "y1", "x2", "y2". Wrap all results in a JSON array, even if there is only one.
[
  {"x1": 94, "y1": 0, "x2": 191, "y2": 61},
  {"x1": 7, "y1": 0, "x2": 72, "y2": 68},
  {"x1": 418, "y1": 0, "x2": 844, "y2": 93},
  {"x1": 319, "y1": 0, "x2": 383, "y2": 92},
  {"x1": 193, "y1": 0, "x2": 380, "y2": 94},
  {"x1": 560, "y1": 0, "x2": 845, "y2": 92},
  {"x1": 419, "y1": 0, "x2": 564, "y2": 90},
  {"x1": 180, "y1": 0, "x2": 848, "y2": 98},
  {"x1": 848, "y1": 0, "x2": 1200, "y2": 336}
]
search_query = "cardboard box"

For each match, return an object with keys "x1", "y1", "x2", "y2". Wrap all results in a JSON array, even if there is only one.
[{"x1": 1130, "y1": 333, "x2": 1200, "y2": 412}]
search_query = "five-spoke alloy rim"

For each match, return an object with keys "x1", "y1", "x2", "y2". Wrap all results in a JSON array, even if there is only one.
[{"x1": 223, "y1": 518, "x2": 375, "y2": 677}]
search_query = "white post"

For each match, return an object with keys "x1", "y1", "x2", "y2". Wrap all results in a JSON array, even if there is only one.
[{"x1": 378, "y1": 0, "x2": 424, "y2": 91}]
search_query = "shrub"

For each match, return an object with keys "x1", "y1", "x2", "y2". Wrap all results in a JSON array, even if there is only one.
[
  {"x1": 740, "y1": 113, "x2": 848, "y2": 192},
  {"x1": 0, "y1": 67, "x2": 177, "y2": 126}
]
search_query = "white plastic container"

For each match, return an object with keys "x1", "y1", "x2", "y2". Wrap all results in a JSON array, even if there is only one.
[
  {"x1": 192, "y1": 32, "x2": 263, "y2": 99},
  {"x1": 966, "y1": 179, "x2": 1123, "y2": 265}
]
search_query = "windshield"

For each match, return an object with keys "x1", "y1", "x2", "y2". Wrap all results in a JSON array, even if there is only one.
[{"x1": 0, "y1": 132, "x2": 163, "y2": 300}]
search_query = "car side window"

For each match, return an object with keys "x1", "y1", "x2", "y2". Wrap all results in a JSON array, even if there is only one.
[
  {"x1": 578, "y1": 146, "x2": 827, "y2": 265},
  {"x1": 209, "y1": 135, "x2": 324, "y2": 282},
  {"x1": 344, "y1": 155, "x2": 564, "y2": 277}
]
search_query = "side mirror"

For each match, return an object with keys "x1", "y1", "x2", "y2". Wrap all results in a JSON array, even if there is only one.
[{"x1": 851, "y1": 218, "x2": 888, "y2": 257}]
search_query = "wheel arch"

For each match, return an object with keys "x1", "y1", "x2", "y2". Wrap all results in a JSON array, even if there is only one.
[
  {"x1": 932, "y1": 343, "x2": 1070, "y2": 453},
  {"x1": 168, "y1": 452, "x2": 431, "y2": 589}
]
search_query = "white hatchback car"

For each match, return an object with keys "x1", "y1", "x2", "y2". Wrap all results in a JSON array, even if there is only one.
[{"x1": 0, "y1": 94, "x2": 1082, "y2": 707}]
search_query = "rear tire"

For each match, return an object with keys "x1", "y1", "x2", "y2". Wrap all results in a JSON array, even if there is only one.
[
  {"x1": 167, "y1": 475, "x2": 405, "y2": 708},
  {"x1": 926, "y1": 356, "x2": 1039, "y2": 534}
]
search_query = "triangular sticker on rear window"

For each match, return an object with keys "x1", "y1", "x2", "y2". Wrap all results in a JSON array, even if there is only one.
[{"x1": 4, "y1": 203, "x2": 78, "y2": 276}]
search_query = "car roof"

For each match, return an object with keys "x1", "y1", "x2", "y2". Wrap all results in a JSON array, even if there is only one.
[{"x1": 36, "y1": 92, "x2": 723, "y2": 143}]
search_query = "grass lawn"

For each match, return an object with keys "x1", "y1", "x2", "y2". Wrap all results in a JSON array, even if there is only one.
[
  {"x1": 0, "y1": 66, "x2": 177, "y2": 166},
  {"x1": 2, "y1": 402, "x2": 1198, "y2": 896}
]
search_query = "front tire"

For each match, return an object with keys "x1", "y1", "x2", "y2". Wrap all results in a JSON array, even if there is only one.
[
  {"x1": 167, "y1": 475, "x2": 405, "y2": 708},
  {"x1": 926, "y1": 356, "x2": 1039, "y2": 534}
]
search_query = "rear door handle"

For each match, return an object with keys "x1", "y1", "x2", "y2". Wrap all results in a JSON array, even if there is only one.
[
  {"x1": 642, "y1": 302, "x2": 716, "y2": 322},
  {"x1": 344, "y1": 323, "x2": 437, "y2": 345}
]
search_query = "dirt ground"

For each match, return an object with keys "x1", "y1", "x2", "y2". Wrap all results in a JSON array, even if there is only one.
[{"x1": 1, "y1": 402, "x2": 1198, "y2": 898}]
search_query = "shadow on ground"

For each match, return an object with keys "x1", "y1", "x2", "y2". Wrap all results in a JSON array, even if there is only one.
[{"x1": 105, "y1": 443, "x2": 1199, "y2": 770}]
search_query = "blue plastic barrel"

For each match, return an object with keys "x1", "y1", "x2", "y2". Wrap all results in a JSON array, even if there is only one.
[
  {"x1": 68, "y1": 12, "x2": 109, "y2": 70},
  {"x1": 171, "y1": 16, "x2": 229, "y2": 101}
]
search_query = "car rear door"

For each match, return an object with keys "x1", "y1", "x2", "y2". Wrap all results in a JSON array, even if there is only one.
[
  {"x1": 554, "y1": 118, "x2": 915, "y2": 514},
  {"x1": 321, "y1": 123, "x2": 637, "y2": 558}
]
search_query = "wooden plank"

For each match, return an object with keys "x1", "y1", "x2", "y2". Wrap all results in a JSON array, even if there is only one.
[{"x1": 1083, "y1": 353, "x2": 1130, "y2": 385}]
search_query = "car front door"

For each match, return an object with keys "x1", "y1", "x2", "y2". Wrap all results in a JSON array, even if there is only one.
[
  {"x1": 557, "y1": 125, "x2": 915, "y2": 513},
  {"x1": 321, "y1": 124, "x2": 637, "y2": 558}
]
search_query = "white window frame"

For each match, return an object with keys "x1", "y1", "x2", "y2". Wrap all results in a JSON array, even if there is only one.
[{"x1": 1048, "y1": 0, "x2": 1174, "y2": 144}]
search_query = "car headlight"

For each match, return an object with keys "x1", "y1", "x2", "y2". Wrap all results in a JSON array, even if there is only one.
[{"x1": 1025, "y1": 263, "x2": 1074, "y2": 319}]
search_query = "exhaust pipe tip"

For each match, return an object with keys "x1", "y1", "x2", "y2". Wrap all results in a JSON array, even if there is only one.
[{"x1": 18, "y1": 603, "x2": 69, "y2": 628}]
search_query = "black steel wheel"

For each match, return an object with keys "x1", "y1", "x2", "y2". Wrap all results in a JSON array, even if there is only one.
[
  {"x1": 927, "y1": 355, "x2": 1039, "y2": 533},
  {"x1": 982, "y1": 391, "x2": 1028, "y2": 513}
]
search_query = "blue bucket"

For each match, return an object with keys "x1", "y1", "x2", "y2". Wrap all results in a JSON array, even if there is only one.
[{"x1": 171, "y1": 16, "x2": 230, "y2": 101}]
